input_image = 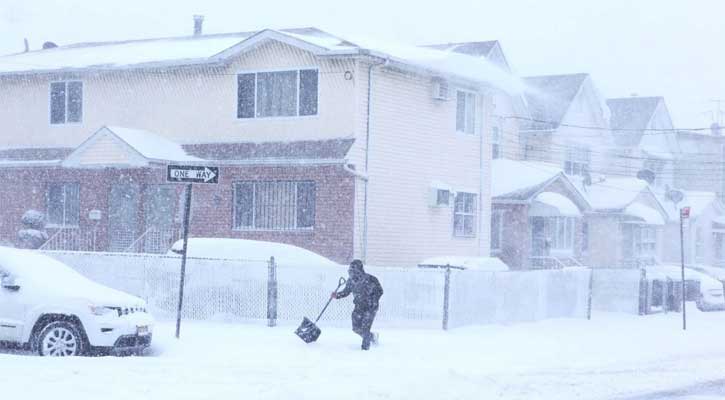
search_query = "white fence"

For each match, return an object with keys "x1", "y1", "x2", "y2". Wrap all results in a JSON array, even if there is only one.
[
  {"x1": 43, "y1": 251, "x2": 594, "y2": 329},
  {"x1": 590, "y1": 269, "x2": 643, "y2": 314}
]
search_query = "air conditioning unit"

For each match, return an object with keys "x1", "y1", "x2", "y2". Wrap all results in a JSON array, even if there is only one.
[
  {"x1": 432, "y1": 79, "x2": 449, "y2": 101},
  {"x1": 429, "y1": 187, "x2": 452, "y2": 207}
]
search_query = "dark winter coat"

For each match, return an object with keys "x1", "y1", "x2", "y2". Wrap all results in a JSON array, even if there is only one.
[{"x1": 335, "y1": 273, "x2": 383, "y2": 311}]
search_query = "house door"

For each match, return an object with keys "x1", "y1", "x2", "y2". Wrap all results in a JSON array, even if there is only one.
[
  {"x1": 143, "y1": 185, "x2": 178, "y2": 253},
  {"x1": 530, "y1": 217, "x2": 549, "y2": 257},
  {"x1": 108, "y1": 184, "x2": 140, "y2": 252}
]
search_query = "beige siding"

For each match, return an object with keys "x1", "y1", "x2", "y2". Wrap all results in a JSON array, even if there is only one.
[
  {"x1": 77, "y1": 134, "x2": 131, "y2": 165},
  {"x1": 0, "y1": 41, "x2": 357, "y2": 148},
  {"x1": 361, "y1": 66, "x2": 490, "y2": 266}
]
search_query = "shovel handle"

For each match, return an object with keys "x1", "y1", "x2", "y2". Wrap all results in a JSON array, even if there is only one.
[{"x1": 314, "y1": 277, "x2": 347, "y2": 323}]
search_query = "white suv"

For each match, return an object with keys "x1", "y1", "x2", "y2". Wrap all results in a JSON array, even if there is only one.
[{"x1": 0, "y1": 247, "x2": 154, "y2": 356}]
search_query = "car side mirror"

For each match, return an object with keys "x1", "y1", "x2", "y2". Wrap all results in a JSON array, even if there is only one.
[{"x1": 1, "y1": 276, "x2": 20, "y2": 291}]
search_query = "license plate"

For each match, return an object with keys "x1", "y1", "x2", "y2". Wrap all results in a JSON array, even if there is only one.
[{"x1": 136, "y1": 325, "x2": 150, "y2": 335}]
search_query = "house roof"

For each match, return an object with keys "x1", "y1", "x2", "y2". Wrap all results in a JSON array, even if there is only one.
[
  {"x1": 423, "y1": 41, "x2": 499, "y2": 58},
  {"x1": 184, "y1": 138, "x2": 354, "y2": 161},
  {"x1": 491, "y1": 159, "x2": 590, "y2": 211},
  {"x1": 0, "y1": 147, "x2": 72, "y2": 161},
  {"x1": 0, "y1": 28, "x2": 524, "y2": 93},
  {"x1": 607, "y1": 97, "x2": 661, "y2": 132},
  {"x1": 521, "y1": 73, "x2": 589, "y2": 130},
  {"x1": 659, "y1": 191, "x2": 722, "y2": 221}
]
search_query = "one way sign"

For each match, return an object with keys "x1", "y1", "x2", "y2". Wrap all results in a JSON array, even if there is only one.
[{"x1": 167, "y1": 165, "x2": 219, "y2": 184}]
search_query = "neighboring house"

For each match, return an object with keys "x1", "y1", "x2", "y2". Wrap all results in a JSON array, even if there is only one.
[
  {"x1": 520, "y1": 73, "x2": 613, "y2": 183},
  {"x1": 675, "y1": 128, "x2": 725, "y2": 198},
  {"x1": 606, "y1": 96, "x2": 679, "y2": 190},
  {"x1": 424, "y1": 41, "x2": 528, "y2": 161},
  {"x1": 583, "y1": 178, "x2": 669, "y2": 268},
  {"x1": 0, "y1": 26, "x2": 524, "y2": 266},
  {"x1": 660, "y1": 191, "x2": 725, "y2": 267},
  {"x1": 491, "y1": 159, "x2": 590, "y2": 269}
]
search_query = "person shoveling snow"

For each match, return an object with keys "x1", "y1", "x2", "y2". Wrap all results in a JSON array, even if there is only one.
[{"x1": 331, "y1": 260, "x2": 384, "y2": 350}]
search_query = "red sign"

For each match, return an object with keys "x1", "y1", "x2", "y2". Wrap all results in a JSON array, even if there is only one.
[{"x1": 680, "y1": 207, "x2": 691, "y2": 219}]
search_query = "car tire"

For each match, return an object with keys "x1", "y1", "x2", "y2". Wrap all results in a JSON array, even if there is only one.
[{"x1": 36, "y1": 321, "x2": 86, "y2": 357}]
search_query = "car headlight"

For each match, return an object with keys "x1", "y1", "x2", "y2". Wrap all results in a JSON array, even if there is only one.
[{"x1": 89, "y1": 305, "x2": 121, "y2": 316}]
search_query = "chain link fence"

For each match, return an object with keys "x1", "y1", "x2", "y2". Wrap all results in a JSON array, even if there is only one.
[{"x1": 43, "y1": 251, "x2": 594, "y2": 329}]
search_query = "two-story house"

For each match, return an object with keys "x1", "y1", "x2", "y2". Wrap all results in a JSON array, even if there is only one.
[{"x1": 0, "y1": 25, "x2": 523, "y2": 267}]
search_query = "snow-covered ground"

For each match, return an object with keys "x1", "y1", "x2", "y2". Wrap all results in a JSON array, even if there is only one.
[{"x1": 2, "y1": 311, "x2": 725, "y2": 399}]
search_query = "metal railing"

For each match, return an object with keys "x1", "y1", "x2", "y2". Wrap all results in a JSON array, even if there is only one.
[
  {"x1": 39, "y1": 227, "x2": 96, "y2": 252},
  {"x1": 124, "y1": 227, "x2": 182, "y2": 254}
]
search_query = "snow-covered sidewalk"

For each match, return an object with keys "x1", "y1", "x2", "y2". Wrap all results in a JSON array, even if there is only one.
[{"x1": 2, "y1": 311, "x2": 725, "y2": 399}]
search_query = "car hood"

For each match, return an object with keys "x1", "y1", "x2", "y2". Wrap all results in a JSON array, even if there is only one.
[{"x1": 20, "y1": 274, "x2": 146, "y2": 308}]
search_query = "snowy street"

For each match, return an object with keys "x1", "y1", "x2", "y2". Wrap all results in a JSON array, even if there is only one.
[{"x1": 2, "y1": 311, "x2": 725, "y2": 400}]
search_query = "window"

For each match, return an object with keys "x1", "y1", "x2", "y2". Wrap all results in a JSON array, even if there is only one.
[
  {"x1": 581, "y1": 221, "x2": 589, "y2": 252},
  {"x1": 456, "y1": 90, "x2": 476, "y2": 134},
  {"x1": 436, "y1": 189, "x2": 450, "y2": 207},
  {"x1": 622, "y1": 224, "x2": 657, "y2": 261},
  {"x1": 453, "y1": 192, "x2": 477, "y2": 237},
  {"x1": 50, "y1": 81, "x2": 83, "y2": 124},
  {"x1": 550, "y1": 217, "x2": 575, "y2": 251},
  {"x1": 564, "y1": 146, "x2": 590, "y2": 176},
  {"x1": 491, "y1": 210, "x2": 505, "y2": 251},
  {"x1": 47, "y1": 183, "x2": 80, "y2": 226},
  {"x1": 233, "y1": 181, "x2": 315, "y2": 230},
  {"x1": 237, "y1": 69, "x2": 318, "y2": 119},
  {"x1": 492, "y1": 126, "x2": 502, "y2": 159}
]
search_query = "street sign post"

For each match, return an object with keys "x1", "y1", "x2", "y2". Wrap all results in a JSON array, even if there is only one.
[
  {"x1": 166, "y1": 165, "x2": 219, "y2": 339},
  {"x1": 680, "y1": 206, "x2": 690, "y2": 331}
]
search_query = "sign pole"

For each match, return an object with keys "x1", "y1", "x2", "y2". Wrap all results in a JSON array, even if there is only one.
[
  {"x1": 175, "y1": 183, "x2": 193, "y2": 339},
  {"x1": 680, "y1": 207, "x2": 690, "y2": 331}
]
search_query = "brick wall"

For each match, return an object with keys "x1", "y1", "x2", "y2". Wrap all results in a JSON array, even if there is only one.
[{"x1": 0, "y1": 164, "x2": 355, "y2": 264}]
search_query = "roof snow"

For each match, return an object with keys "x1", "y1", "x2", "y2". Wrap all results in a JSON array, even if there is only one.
[
  {"x1": 106, "y1": 126, "x2": 201, "y2": 162},
  {"x1": 521, "y1": 73, "x2": 589, "y2": 130},
  {"x1": 607, "y1": 97, "x2": 662, "y2": 132},
  {"x1": 659, "y1": 191, "x2": 720, "y2": 221},
  {"x1": 0, "y1": 28, "x2": 524, "y2": 94},
  {"x1": 423, "y1": 41, "x2": 499, "y2": 58},
  {"x1": 585, "y1": 177, "x2": 650, "y2": 210},
  {"x1": 491, "y1": 159, "x2": 565, "y2": 198}
]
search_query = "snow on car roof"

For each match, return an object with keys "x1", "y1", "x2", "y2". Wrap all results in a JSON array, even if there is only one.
[{"x1": 169, "y1": 238, "x2": 342, "y2": 268}]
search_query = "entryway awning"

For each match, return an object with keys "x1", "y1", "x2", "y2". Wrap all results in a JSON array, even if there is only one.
[
  {"x1": 624, "y1": 202, "x2": 665, "y2": 225},
  {"x1": 529, "y1": 192, "x2": 581, "y2": 217}
]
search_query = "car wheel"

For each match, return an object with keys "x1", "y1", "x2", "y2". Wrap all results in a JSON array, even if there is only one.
[{"x1": 37, "y1": 321, "x2": 85, "y2": 357}]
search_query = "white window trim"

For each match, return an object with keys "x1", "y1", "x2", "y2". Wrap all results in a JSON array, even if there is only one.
[
  {"x1": 48, "y1": 80, "x2": 83, "y2": 126},
  {"x1": 453, "y1": 192, "x2": 477, "y2": 238},
  {"x1": 235, "y1": 68, "x2": 320, "y2": 121},
  {"x1": 232, "y1": 181, "x2": 315, "y2": 232},
  {"x1": 564, "y1": 145, "x2": 591, "y2": 176},
  {"x1": 549, "y1": 217, "x2": 575, "y2": 253},
  {"x1": 455, "y1": 89, "x2": 477, "y2": 135}
]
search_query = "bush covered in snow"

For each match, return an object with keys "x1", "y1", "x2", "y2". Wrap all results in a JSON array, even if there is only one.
[{"x1": 17, "y1": 210, "x2": 48, "y2": 249}]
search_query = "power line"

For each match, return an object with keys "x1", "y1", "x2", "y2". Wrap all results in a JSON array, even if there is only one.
[{"x1": 496, "y1": 115, "x2": 720, "y2": 134}]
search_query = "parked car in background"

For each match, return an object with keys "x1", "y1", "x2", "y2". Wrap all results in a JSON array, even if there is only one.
[
  {"x1": 687, "y1": 265, "x2": 725, "y2": 311},
  {"x1": 0, "y1": 247, "x2": 154, "y2": 356}
]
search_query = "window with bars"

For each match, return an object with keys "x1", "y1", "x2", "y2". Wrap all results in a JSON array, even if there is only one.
[
  {"x1": 456, "y1": 90, "x2": 476, "y2": 134},
  {"x1": 237, "y1": 69, "x2": 318, "y2": 119},
  {"x1": 453, "y1": 192, "x2": 477, "y2": 237},
  {"x1": 47, "y1": 183, "x2": 80, "y2": 226},
  {"x1": 50, "y1": 81, "x2": 83, "y2": 124},
  {"x1": 233, "y1": 181, "x2": 316, "y2": 230}
]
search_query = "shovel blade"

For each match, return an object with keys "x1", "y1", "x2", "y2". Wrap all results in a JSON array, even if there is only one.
[{"x1": 295, "y1": 317, "x2": 322, "y2": 343}]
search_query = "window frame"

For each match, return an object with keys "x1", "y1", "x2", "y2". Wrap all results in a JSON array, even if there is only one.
[
  {"x1": 46, "y1": 182, "x2": 81, "y2": 228},
  {"x1": 49, "y1": 80, "x2": 83, "y2": 125},
  {"x1": 491, "y1": 210, "x2": 505, "y2": 252},
  {"x1": 455, "y1": 89, "x2": 477, "y2": 135},
  {"x1": 564, "y1": 146, "x2": 591, "y2": 177},
  {"x1": 491, "y1": 126, "x2": 502, "y2": 159},
  {"x1": 453, "y1": 192, "x2": 477, "y2": 238},
  {"x1": 232, "y1": 180, "x2": 316, "y2": 231},
  {"x1": 549, "y1": 216, "x2": 576, "y2": 252},
  {"x1": 235, "y1": 68, "x2": 320, "y2": 120}
]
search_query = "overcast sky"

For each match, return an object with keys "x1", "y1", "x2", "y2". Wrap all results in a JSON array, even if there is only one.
[{"x1": 1, "y1": 0, "x2": 722, "y2": 127}]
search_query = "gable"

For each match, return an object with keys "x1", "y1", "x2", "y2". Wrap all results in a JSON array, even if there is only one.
[{"x1": 62, "y1": 128, "x2": 148, "y2": 168}]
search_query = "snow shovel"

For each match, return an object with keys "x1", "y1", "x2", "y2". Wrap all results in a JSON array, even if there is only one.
[{"x1": 295, "y1": 277, "x2": 347, "y2": 343}]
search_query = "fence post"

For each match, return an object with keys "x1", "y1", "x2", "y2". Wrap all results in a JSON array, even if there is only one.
[
  {"x1": 442, "y1": 264, "x2": 451, "y2": 331},
  {"x1": 587, "y1": 267, "x2": 594, "y2": 320},
  {"x1": 267, "y1": 256, "x2": 278, "y2": 327},
  {"x1": 638, "y1": 268, "x2": 648, "y2": 315}
]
